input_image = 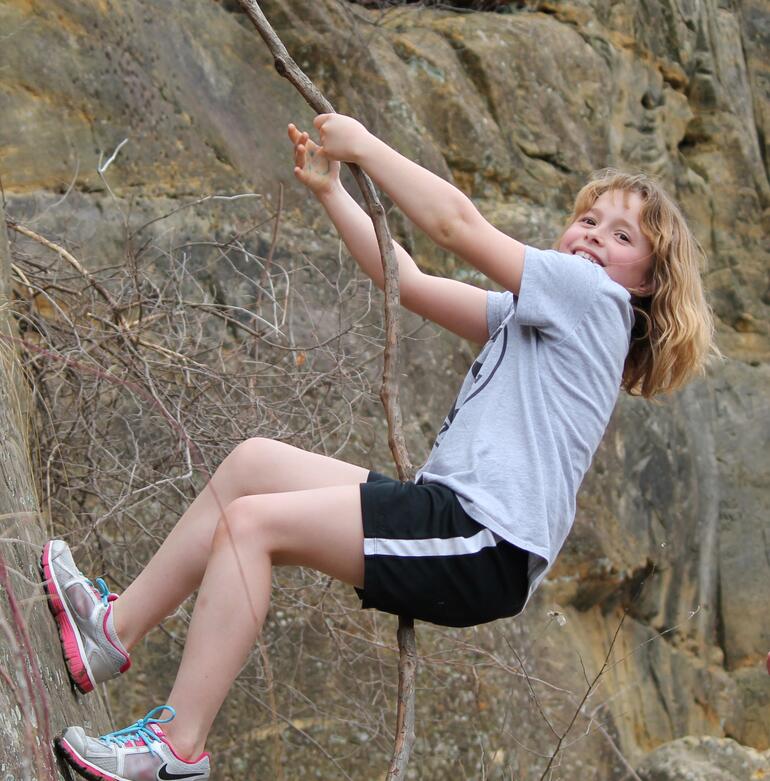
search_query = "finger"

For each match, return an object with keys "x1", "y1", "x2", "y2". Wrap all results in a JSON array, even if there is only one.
[
  {"x1": 313, "y1": 113, "x2": 332, "y2": 129},
  {"x1": 289, "y1": 124, "x2": 311, "y2": 146}
]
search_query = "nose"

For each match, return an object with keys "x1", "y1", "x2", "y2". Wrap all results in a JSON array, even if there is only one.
[{"x1": 584, "y1": 226, "x2": 604, "y2": 245}]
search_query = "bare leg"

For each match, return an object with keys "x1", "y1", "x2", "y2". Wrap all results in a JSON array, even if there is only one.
[
  {"x1": 160, "y1": 485, "x2": 365, "y2": 759},
  {"x1": 112, "y1": 439, "x2": 368, "y2": 650}
]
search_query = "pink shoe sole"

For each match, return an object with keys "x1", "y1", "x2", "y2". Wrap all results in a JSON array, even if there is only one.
[
  {"x1": 56, "y1": 737, "x2": 124, "y2": 781},
  {"x1": 41, "y1": 541, "x2": 94, "y2": 694}
]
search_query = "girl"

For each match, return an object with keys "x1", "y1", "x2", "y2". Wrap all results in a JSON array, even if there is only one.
[{"x1": 43, "y1": 114, "x2": 714, "y2": 780}]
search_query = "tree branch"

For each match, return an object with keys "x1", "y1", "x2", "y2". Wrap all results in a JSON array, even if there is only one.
[
  {"x1": 234, "y1": 2, "x2": 417, "y2": 776},
  {"x1": 235, "y1": 0, "x2": 412, "y2": 479}
]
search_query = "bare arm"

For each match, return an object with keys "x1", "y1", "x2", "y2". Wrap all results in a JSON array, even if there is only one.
[
  {"x1": 314, "y1": 114, "x2": 526, "y2": 296},
  {"x1": 289, "y1": 123, "x2": 489, "y2": 345}
]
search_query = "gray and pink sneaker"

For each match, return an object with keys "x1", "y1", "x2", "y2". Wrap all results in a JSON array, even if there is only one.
[
  {"x1": 41, "y1": 539, "x2": 131, "y2": 693},
  {"x1": 56, "y1": 706, "x2": 211, "y2": 781}
]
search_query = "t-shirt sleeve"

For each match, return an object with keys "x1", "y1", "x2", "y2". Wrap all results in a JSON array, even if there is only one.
[
  {"x1": 486, "y1": 289, "x2": 515, "y2": 337},
  {"x1": 515, "y1": 245, "x2": 601, "y2": 341}
]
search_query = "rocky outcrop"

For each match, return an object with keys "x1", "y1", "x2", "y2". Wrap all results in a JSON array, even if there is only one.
[
  {"x1": 0, "y1": 205, "x2": 112, "y2": 778},
  {"x1": 637, "y1": 736, "x2": 770, "y2": 780},
  {"x1": 1, "y1": 1, "x2": 767, "y2": 778}
]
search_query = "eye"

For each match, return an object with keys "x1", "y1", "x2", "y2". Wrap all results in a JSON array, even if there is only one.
[
  {"x1": 580, "y1": 217, "x2": 596, "y2": 226},
  {"x1": 617, "y1": 232, "x2": 630, "y2": 242}
]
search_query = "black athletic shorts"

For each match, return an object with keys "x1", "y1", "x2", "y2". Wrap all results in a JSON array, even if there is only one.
[{"x1": 354, "y1": 471, "x2": 530, "y2": 627}]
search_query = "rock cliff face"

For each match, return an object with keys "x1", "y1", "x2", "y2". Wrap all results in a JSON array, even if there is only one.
[
  {"x1": 0, "y1": 206, "x2": 112, "y2": 779},
  {"x1": 1, "y1": 0, "x2": 768, "y2": 778}
]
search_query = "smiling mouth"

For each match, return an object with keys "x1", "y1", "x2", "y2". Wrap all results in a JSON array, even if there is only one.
[{"x1": 572, "y1": 250, "x2": 604, "y2": 266}]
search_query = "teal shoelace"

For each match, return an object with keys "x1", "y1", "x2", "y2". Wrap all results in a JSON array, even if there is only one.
[
  {"x1": 90, "y1": 577, "x2": 112, "y2": 606},
  {"x1": 99, "y1": 705, "x2": 176, "y2": 750}
]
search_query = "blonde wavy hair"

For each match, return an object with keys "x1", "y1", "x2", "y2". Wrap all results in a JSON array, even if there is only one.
[{"x1": 562, "y1": 170, "x2": 717, "y2": 398}]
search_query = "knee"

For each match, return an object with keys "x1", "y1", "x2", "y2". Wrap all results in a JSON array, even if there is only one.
[
  {"x1": 229, "y1": 436, "x2": 275, "y2": 470},
  {"x1": 211, "y1": 496, "x2": 279, "y2": 556},
  {"x1": 226, "y1": 437, "x2": 279, "y2": 493},
  {"x1": 212, "y1": 496, "x2": 256, "y2": 551}
]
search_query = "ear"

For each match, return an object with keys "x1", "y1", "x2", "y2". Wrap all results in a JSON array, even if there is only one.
[{"x1": 636, "y1": 278, "x2": 655, "y2": 296}]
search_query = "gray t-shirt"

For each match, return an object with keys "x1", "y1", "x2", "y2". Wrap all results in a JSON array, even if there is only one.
[{"x1": 416, "y1": 245, "x2": 633, "y2": 606}]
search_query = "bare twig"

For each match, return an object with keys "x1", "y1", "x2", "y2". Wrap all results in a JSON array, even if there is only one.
[
  {"x1": 6, "y1": 218, "x2": 126, "y2": 324},
  {"x1": 97, "y1": 138, "x2": 128, "y2": 175},
  {"x1": 539, "y1": 610, "x2": 629, "y2": 780}
]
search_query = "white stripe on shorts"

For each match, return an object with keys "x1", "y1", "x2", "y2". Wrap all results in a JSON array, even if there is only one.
[{"x1": 365, "y1": 527, "x2": 501, "y2": 558}]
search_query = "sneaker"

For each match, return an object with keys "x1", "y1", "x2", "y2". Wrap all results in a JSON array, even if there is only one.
[
  {"x1": 56, "y1": 705, "x2": 211, "y2": 781},
  {"x1": 41, "y1": 539, "x2": 131, "y2": 693}
]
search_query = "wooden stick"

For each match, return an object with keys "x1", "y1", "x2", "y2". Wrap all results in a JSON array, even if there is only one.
[
  {"x1": 388, "y1": 615, "x2": 417, "y2": 778},
  {"x1": 235, "y1": 1, "x2": 417, "y2": 776}
]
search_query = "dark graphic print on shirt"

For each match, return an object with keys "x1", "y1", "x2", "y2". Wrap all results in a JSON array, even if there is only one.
[{"x1": 434, "y1": 323, "x2": 508, "y2": 447}]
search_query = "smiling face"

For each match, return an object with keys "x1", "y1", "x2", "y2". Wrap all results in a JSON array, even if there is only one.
[{"x1": 559, "y1": 189, "x2": 655, "y2": 294}]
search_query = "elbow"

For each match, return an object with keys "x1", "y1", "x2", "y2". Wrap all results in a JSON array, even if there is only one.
[{"x1": 434, "y1": 196, "x2": 476, "y2": 252}]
